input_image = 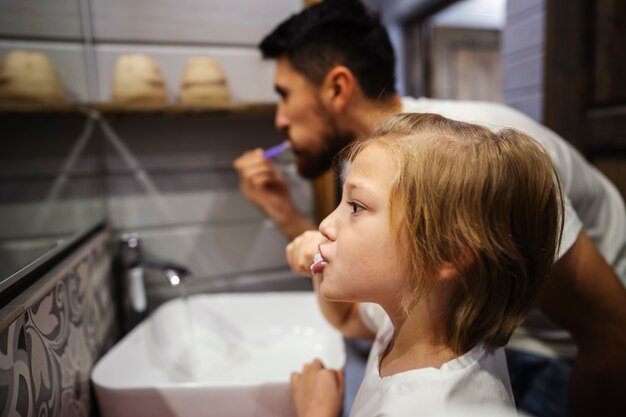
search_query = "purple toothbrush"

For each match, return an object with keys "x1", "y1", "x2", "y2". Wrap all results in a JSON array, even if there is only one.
[{"x1": 263, "y1": 141, "x2": 291, "y2": 159}]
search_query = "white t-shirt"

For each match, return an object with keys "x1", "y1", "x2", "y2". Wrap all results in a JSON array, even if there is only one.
[
  {"x1": 349, "y1": 303, "x2": 515, "y2": 417},
  {"x1": 402, "y1": 97, "x2": 626, "y2": 358}
]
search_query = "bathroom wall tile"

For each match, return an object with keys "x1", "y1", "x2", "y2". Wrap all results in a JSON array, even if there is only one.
[
  {"x1": 502, "y1": 54, "x2": 543, "y2": 92},
  {"x1": 90, "y1": 0, "x2": 301, "y2": 45},
  {"x1": 0, "y1": 41, "x2": 90, "y2": 102},
  {"x1": 0, "y1": 0, "x2": 83, "y2": 40},
  {"x1": 502, "y1": 0, "x2": 545, "y2": 122},
  {"x1": 506, "y1": 0, "x2": 544, "y2": 20},
  {"x1": 501, "y1": 10, "x2": 545, "y2": 56},
  {"x1": 123, "y1": 220, "x2": 293, "y2": 281},
  {"x1": 501, "y1": 43, "x2": 543, "y2": 66},
  {"x1": 97, "y1": 108, "x2": 315, "y2": 306},
  {"x1": 0, "y1": 230, "x2": 117, "y2": 417},
  {"x1": 98, "y1": 115, "x2": 281, "y2": 172},
  {"x1": 106, "y1": 169, "x2": 312, "y2": 229}
]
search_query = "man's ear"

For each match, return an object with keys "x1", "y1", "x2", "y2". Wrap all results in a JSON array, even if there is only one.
[{"x1": 321, "y1": 65, "x2": 355, "y2": 112}]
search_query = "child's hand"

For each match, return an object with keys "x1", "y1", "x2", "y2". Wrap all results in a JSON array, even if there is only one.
[
  {"x1": 290, "y1": 359, "x2": 344, "y2": 417},
  {"x1": 286, "y1": 230, "x2": 327, "y2": 276}
]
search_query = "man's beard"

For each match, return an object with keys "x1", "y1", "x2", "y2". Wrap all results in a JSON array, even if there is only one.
[{"x1": 296, "y1": 118, "x2": 354, "y2": 180}]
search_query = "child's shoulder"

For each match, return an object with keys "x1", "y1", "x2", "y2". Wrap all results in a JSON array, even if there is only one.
[{"x1": 377, "y1": 346, "x2": 514, "y2": 414}]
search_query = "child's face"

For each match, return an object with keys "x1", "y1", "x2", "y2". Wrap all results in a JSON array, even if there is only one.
[{"x1": 318, "y1": 144, "x2": 405, "y2": 306}]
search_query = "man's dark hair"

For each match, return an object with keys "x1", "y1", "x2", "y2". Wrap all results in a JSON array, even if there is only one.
[{"x1": 259, "y1": 0, "x2": 396, "y2": 100}]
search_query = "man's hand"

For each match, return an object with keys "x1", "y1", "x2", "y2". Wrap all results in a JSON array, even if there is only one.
[
  {"x1": 286, "y1": 230, "x2": 327, "y2": 276},
  {"x1": 233, "y1": 149, "x2": 315, "y2": 239},
  {"x1": 290, "y1": 359, "x2": 344, "y2": 417},
  {"x1": 234, "y1": 148, "x2": 293, "y2": 216}
]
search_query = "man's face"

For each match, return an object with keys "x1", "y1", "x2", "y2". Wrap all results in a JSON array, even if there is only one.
[{"x1": 273, "y1": 57, "x2": 353, "y2": 179}]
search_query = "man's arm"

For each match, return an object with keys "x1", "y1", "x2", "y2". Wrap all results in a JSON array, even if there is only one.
[
  {"x1": 539, "y1": 231, "x2": 626, "y2": 417},
  {"x1": 233, "y1": 149, "x2": 315, "y2": 239}
]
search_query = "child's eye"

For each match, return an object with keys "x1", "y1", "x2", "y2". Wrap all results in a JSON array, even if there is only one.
[{"x1": 347, "y1": 201, "x2": 365, "y2": 214}]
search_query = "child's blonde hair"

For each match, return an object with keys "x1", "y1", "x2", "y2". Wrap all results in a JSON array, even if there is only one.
[{"x1": 346, "y1": 113, "x2": 564, "y2": 354}]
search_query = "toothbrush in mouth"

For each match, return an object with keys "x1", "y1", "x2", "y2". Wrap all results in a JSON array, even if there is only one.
[
  {"x1": 263, "y1": 141, "x2": 291, "y2": 159},
  {"x1": 310, "y1": 252, "x2": 327, "y2": 275}
]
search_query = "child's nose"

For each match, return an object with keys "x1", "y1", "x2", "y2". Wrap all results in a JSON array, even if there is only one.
[{"x1": 319, "y1": 208, "x2": 338, "y2": 241}]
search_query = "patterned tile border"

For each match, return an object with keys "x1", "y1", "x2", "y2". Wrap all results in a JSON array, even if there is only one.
[{"x1": 0, "y1": 229, "x2": 118, "y2": 417}]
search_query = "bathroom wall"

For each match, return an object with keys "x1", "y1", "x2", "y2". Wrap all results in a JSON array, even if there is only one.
[
  {"x1": 89, "y1": 0, "x2": 302, "y2": 103},
  {"x1": 0, "y1": 0, "x2": 92, "y2": 101},
  {"x1": 86, "y1": 0, "x2": 314, "y2": 307},
  {"x1": 0, "y1": 229, "x2": 117, "y2": 417},
  {"x1": 100, "y1": 113, "x2": 314, "y2": 307},
  {"x1": 1, "y1": 3, "x2": 312, "y2": 415},
  {"x1": 0, "y1": 0, "x2": 304, "y2": 102},
  {"x1": 0, "y1": 1, "x2": 108, "y2": 283},
  {"x1": 1, "y1": 0, "x2": 314, "y2": 311},
  {"x1": 501, "y1": 0, "x2": 545, "y2": 122},
  {"x1": 0, "y1": 113, "x2": 107, "y2": 282}
]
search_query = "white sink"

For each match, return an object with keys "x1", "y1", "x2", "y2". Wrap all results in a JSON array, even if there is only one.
[{"x1": 91, "y1": 291, "x2": 345, "y2": 417}]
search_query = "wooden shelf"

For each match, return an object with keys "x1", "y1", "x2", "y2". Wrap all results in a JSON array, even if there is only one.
[
  {"x1": 0, "y1": 101, "x2": 82, "y2": 113},
  {"x1": 91, "y1": 102, "x2": 276, "y2": 116},
  {"x1": 0, "y1": 101, "x2": 276, "y2": 116}
]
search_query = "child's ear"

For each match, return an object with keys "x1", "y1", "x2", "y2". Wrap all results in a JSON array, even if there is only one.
[
  {"x1": 438, "y1": 249, "x2": 473, "y2": 281},
  {"x1": 438, "y1": 262, "x2": 459, "y2": 281}
]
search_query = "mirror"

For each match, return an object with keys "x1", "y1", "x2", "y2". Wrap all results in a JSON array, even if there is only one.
[{"x1": 0, "y1": 0, "x2": 106, "y2": 292}]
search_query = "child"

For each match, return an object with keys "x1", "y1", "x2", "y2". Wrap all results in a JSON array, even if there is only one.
[{"x1": 289, "y1": 113, "x2": 563, "y2": 416}]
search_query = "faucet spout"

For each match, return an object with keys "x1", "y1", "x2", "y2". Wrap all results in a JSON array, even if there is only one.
[
  {"x1": 130, "y1": 255, "x2": 192, "y2": 287},
  {"x1": 120, "y1": 233, "x2": 192, "y2": 288},
  {"x1": 164, "y1": 267, "x2": 188, "y2": 287}
]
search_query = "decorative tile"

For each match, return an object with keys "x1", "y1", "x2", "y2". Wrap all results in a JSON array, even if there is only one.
[{"x1": 0, "y1": 233, "x2": 117, "y2": 417}]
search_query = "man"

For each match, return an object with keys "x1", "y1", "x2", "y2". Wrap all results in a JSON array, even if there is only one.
[{"x1": 233, "y1": 1, "x2": 626, "y2": 416}]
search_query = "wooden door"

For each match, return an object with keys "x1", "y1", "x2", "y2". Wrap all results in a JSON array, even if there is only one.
[
  {"x1": 432, "y1": 27, "x2": 501, "y2": 101},
  {"x1": 545, "y1": 0, "x2": 626, "y2": 198}
]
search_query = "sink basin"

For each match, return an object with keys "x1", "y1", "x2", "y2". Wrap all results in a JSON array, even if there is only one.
[{"x1": 91, "y1": 291, "x2": 345, "y2": 417}]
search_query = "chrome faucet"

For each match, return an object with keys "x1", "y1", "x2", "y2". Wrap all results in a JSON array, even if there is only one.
[{"x1": 119, "y1": 233, "x2": 192, "y2": 312}]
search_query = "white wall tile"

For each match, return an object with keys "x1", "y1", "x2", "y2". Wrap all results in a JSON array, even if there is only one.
[
  {"x1": 106, "y1": 170, "x2": 313, "y2": 228},
  {"x1": 100, "y1": 111, "x2": 315, "y2": 287},
  {"x1": 501, "y1": 0, "x2": 545, "y2": 122},
  {"x1": 501, "y1": 11, "x2": 545, "y2": 55},
  {"x1": 0, "y1": 0, "x2": 83, "y2": 40},
  {"x1": 128, "y1": 221, "x2": 293, "y2": 280},
  {"x1": 99, "y1": 115, "x2": 281, "y2": 172},
  {"x1": 502, "y1": 54, "x2": 543, "y2": 92},
  {"x1": 506, "y1": 0, "x2": 544, "y2": 20},
  {"x1": 90, "y1": 0, "x2": 301, "y2": 45}
]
